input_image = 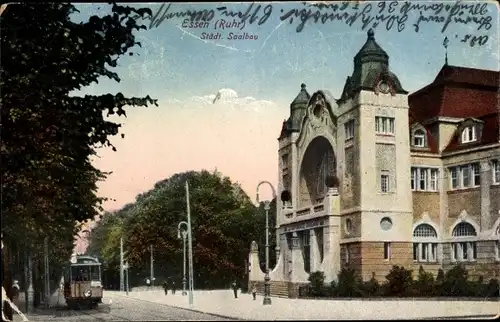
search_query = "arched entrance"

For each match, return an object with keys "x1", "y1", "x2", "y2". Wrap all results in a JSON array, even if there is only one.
[{"x1": 299, "y1": 136, "x2": 336, "y2": 208}]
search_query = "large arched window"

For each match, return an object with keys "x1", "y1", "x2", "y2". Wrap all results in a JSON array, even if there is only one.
[
  {"x1": 451, "y1": 222, "x2": 477, "y2": 262},
  {"x1": 413, "y1": 224, "x2": 438, "y2": 262}
]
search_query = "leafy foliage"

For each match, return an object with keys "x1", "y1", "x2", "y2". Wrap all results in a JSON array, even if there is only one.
[
  {"x1": 334, "y1": 267, "x2": 361, "y2": 297},
  {"x1": 1, "y1": 2, "x2": 157, "y2": 305},
  {"x1": 441, "y1": 264, "x2": 469, "y2": 296},
  {"x1": 358, "y1": 272, "x2": 381, "y2": 297},
  {"x1": 303, "y1": 265, "x2": 498, "y2": 298},
  {"x1": 384, "y1": 265, "x2": 414, "y2": 297},
  {"x1": 88, "y1": 170, "x2": 275, "y2": 289},
  {"x1": 308, "y1": 271, "x2": 326, "y2": 296},
  {"x1": 414, "y1": 265, "x2": 435, "y2": 296}
]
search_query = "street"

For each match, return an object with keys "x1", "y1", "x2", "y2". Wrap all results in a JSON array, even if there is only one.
[{"x1": 12, "y1": 293, "x2": 233, "y2": 321}]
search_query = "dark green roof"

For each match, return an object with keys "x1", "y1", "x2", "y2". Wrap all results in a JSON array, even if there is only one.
[
  {"x1": 354, "y1": 28, "x2": 388, "y2": 64},
  {"x1": 291, "y1": 83, "x2": 310, "y2": 107}
]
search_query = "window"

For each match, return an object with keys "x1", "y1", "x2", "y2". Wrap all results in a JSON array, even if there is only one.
[
  {"x1": 344, "y1": 119, "x2": 355, "y2": 140},
  {"x1": 451, "y1": 222, "x2": 477, "y2": 262},
  {"x1": 281, "y1": 154, "x2": 289, "y2": 170},
  {"x1": 345, "y1": 245, "x2": 350, "y2": 264},
  {"x1": 302, "y1": 231, "x2": 310, "y2": 273},
  {"x1": 430, "y1": 169, "x2": 438, "y2": 191},
  {"x1": 412, "y1": 129, "x2": 426, "y2": 147},
  {"x1": 419, "y1": 169, "x2": 427, "y2": 190},
  {"x1": 411, "y1": 168, "x2": 416, "y2": 190},
  {"x1": 495, "y1": 226, "x2": 500, "y2": 261},
  {"x1": 449, "y1": 163, "x2": 481, "y2": 190},
  {"x1": 451, "y1": 168, "x2": 459, "y2": 189},
  {"x1": 411, "y1": 167, "x2": 439, "y2": 192},
  {"x1": 472, "y1": 163, "x2": 480, "y2": 186},
  {"x1": 345, "y1": 218, "x2": 352, "y2": 235},
  {"x1": 462, "y1": 166, "x2": 471, "y2": 187},
  {"x1": 413, "y1": 224, "x2": 439, "y2": 263},
  {"x1": 380, "y1": 217, "x2": 393, "y2": 231},
  {"x1": 461, "y1": 126, "x2": 477, "y2": 143},
  {"x1": 384, "y1": 242, "x2": 391, "y2": 260},
  {"x1": 380, "y1": 172, "x2": 389, "y2": 193},
  {"x1": 375, "y1": 116, "x2": 395, "y2": 135},
  {"x1": 493, "y1": 160, "x2": 500, "y2": 184}
]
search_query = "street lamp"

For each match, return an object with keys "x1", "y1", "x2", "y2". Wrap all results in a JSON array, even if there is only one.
[
  {"x1": 123, "y1": 261, "x2": 130, "y2": 296},
  {"x1": 177, "y1": 221, "x2": 189, "y2": 296},
  {"x1": 256, "y1": 181, "x2": 277, "y2": 306}
]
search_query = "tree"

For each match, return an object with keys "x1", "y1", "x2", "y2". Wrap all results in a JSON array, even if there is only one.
[
  {"x1": 414, "y1": 266, "x2": 435, "y2": 296},
  {"x1": 1, "y1": 2, "x2": 157, "y2": 309},
  {"x1": 384, "y1": 265, "x2": 413, "y2": 297},
  {"x1": 359, "y1": 272, "x2": 381, "y2": 297},
  {"x1": 88, "y1": 170, "x2": 270, "y2": 290},
  {"x1": 334, "y1": 267, "x2": 361, "y2": 297},
  {"x1": 308, "y1": 271, "x2": 326, "y2": 297},
  {"x1": 442, "y1": 264, "x2": 469, "y2": 296}
]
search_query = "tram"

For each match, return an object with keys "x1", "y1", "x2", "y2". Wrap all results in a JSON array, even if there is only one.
[{"x1": 63, "y1": 255, "x2": 103, "y2": 308}]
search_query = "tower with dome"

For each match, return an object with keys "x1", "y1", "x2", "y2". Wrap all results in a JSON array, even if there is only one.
[{"x1": 248, "y1": 29, "x2": 500, "y2": 298}]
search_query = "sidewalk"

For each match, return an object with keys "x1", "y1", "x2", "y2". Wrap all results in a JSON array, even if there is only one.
[{"x1": 106, "y1": 289, "x2": 499, "y2": 320}]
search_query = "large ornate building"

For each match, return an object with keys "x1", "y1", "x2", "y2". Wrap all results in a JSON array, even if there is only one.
[{"x1": 248, "y1": 29, "x2": 500, "y2": 298}]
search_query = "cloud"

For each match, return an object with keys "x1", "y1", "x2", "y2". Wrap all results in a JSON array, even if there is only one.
[
  {"x1": 93, "y1": 88, "x2": 285, "y2": 211},
  {"x1": 190, "y1": 88, "x2": 277, "y2": 113}
]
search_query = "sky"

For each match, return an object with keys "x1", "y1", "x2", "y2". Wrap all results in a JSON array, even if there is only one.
[{"x1": 69, "y1": 1, "x2": 500, "y2": 215}]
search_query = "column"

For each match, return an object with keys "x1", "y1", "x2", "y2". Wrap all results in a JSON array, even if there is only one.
[
  {"x1": 321, "y1": 187, "x2": 341, "y2": 282},
  {"x1": 291, "y1": 137, "x2": 299, "y2": 209},
  {"x1": 480, "y1": 161, "x2": 491, "y2": 231},
  {"x1": 309, "y1": 229, "x2": 320, "y2": 273},
  {"x1": 438, "y1": 166, "x2": 448, "y2": 263},
  {"x1": 27, "y1": 255, "x2": 34, "y2": 313},
  {"x1": 290, "y1": 232, "x2": 308, "y2": 283}
]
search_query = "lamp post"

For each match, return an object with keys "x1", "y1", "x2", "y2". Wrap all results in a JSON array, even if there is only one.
[
  {"x1": 123, "y1": 261, "x2": 129, "y2": 296},
  {"x1": 177, "y1": 221, "x2": 188, "y2": 296},
  {"x1": 256, "y1": 181, "x2": 277, "y2": 306},
  {"x1": 185, "y1": 181, "x2": 195, "y2": 306}
]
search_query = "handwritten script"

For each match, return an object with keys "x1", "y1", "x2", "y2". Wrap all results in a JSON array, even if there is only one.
[{"x1": 135, "y1": 1, "x2": 494, "y2": 47}]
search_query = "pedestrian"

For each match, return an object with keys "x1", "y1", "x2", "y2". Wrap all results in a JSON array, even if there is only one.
[
  {"x1": 231, "y1": 281, "x2": 238, "y2": 299},
  {"x1": 145, "y1": 278, "x2": 151, "y2": 287},
  {"x1": 10, "y1": 281, "x2": 19, "y2": 308},
  {"x1": 171, "y1": 281, "x2": 176, "y2": 295},
  {"x1": 251, "y1": 283, "x2": 257, "y2": 300},
  {"x1": 162, "y1": 281, "x2": 168, "y2": 295}
]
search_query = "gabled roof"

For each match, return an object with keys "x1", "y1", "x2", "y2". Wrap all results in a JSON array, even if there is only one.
[
  {"x1": 443, "y1": 113, "x2": 499, "y2": 153},
  {"x1": 409, "y1": 64, "x2": 499, "y2": 154},
  {"x1": 409, "y1": 65, "x2": 499, "y2": 121},
  {"x1": 409, "y1": 121, "x2": 439, "y2": 154}
]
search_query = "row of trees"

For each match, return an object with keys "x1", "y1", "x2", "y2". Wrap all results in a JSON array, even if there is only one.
[
  {"x1": 86, "y1": 170, "x2": 277, "y2": 291},
  {"x1": 1, "y1": 3, "x2": 157, "y2": 317},
  {"x1": 306, "y1": 265, "x2": 500, "y2": 298}
]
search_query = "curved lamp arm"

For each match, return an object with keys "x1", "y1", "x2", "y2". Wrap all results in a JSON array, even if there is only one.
[{"x1": 256, "y1": 181, "x2": 277, "y2": 205}]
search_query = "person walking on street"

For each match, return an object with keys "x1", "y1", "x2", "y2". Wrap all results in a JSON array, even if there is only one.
[
  {"x1": 10, "y1": 281, "x2": 19, "y2": 309},
  {"x1": 251, "y1": 283, "x2": 257, "y2": 300},
  {"x1": 162, "y1": 281, "x2": 168, "y2": 295},
  {"x1": 231, "y1": 281, "x2": 238, "y2": 299},
  {"x1": 171, "y1": 281, "x2": 176, "y2": 295}
]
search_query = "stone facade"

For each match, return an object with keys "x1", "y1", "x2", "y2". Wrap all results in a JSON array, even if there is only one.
[{"x1": 248, "y1": 29, "x2": 500, "y2": 297}]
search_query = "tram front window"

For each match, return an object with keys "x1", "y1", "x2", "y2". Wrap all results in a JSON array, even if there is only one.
[
  {"x1": 90, "y1": 265, "x2": 101, "y2": 281},
  {"x1": 71, "y1": 267, "x2": 90, "y2": 282}
]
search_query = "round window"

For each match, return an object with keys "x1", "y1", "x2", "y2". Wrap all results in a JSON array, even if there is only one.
[
  {"x1": 378, "y1": 81, "x2": 390, "y2": 93},
  {"x1": 380, "y1": 217, "x2": 393, "y2": 231},
  {"x1": 345, "y1": 218, "x2": 353, "y2": 234}
]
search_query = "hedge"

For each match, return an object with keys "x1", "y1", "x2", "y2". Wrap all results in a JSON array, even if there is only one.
[{"x1": 302, "y1": 265, "x2": 499, "y2": 298}]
